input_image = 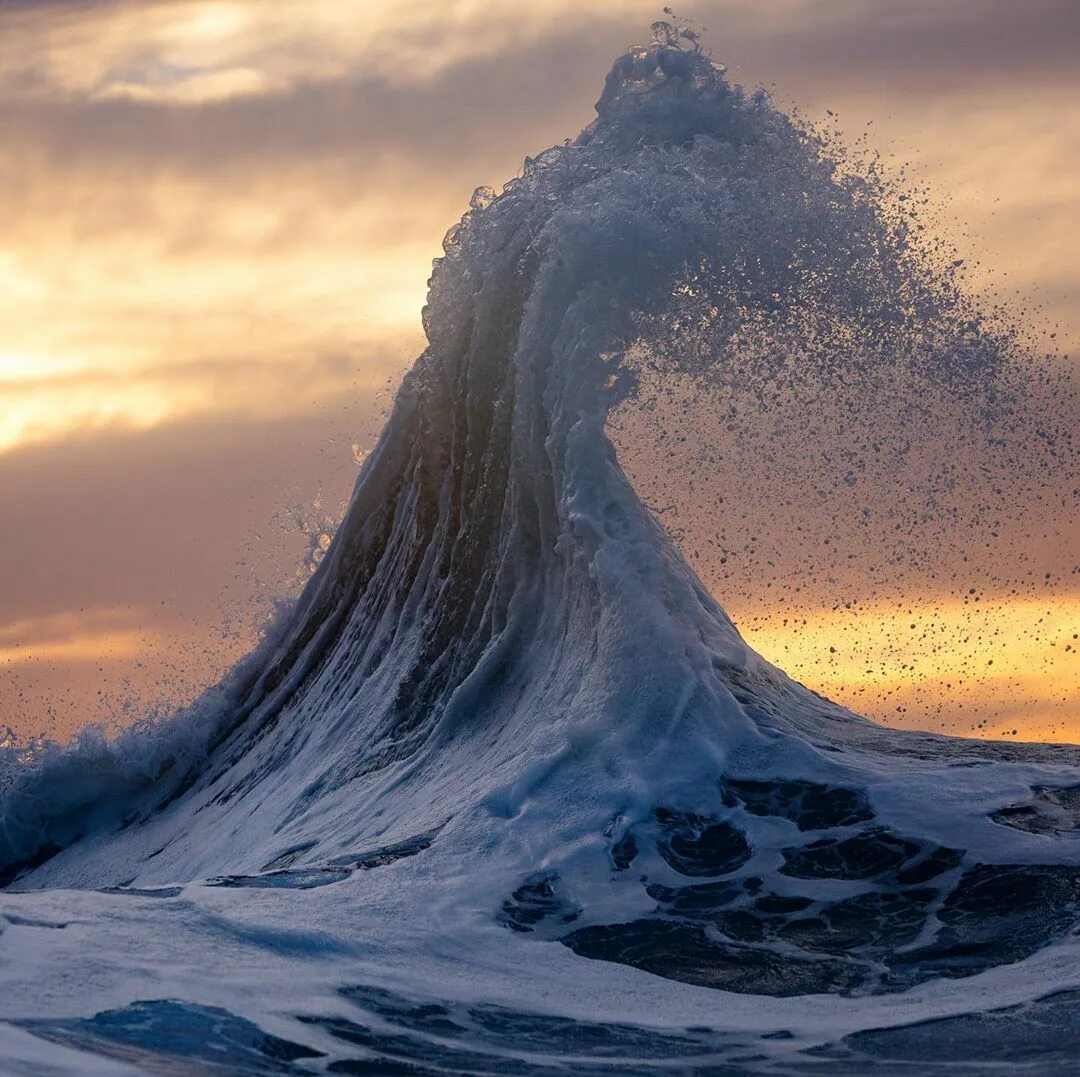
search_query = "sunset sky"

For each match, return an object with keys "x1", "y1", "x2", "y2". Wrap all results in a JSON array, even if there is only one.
[{"x1": 0, "y1": 0, "x2": 1076, "y2": 743}]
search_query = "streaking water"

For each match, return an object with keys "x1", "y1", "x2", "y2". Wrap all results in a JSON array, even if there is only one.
[{"x1": 1, "y1": 25, "x2": 1078, "y2": 1075}]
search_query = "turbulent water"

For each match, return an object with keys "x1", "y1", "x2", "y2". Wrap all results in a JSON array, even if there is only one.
[{"x1": 1, "y1": 26, "x2": 1079, "y2": 1075}]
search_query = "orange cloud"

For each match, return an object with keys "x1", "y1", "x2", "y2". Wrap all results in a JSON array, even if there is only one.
[{"x1": 0, "y1": 609, "x2": 153, "y2": 668}]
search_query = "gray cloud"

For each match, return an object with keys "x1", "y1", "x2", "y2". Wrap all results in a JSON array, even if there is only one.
[
  {"x1": 0, "y1": 22, "x2": 613, "y2": 176},
  {"x1": 2, "y1": 0, "x2": 1075, "y2": 188},
  {"x1": 0, "y1": 0, "x2": 122, "y2": 12},
  {"x1": 0, "y1": 397, "x2": 372, "y2": 628},
  {"x1": 710, "y1": 0, "x2": 1080, "y2": 94},
  {"x1": 0, "y1": 351, "x2": 384, "y2": 397},
  {"x1": 0, "y1": 393, "x2": 384, "y2": 738}
]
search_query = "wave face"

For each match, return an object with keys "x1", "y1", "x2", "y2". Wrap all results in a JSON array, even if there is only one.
[{"x1": 2, "y1": 28, "x2": 1079, "y2": 1073}]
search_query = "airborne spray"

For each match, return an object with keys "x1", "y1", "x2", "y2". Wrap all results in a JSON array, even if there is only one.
[
  {"x1": 608, "y1": 22, "x2": 1076, "y2": 742},
  {"x1": 1, "y1": 22, "x2": 1079, "y2": 1070}
]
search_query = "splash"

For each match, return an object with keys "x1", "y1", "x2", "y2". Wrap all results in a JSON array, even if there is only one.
[{"x1": 1, "y1": 24, "x2": 1078, "y2": 1071}]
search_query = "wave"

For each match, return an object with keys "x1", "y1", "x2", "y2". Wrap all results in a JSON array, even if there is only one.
[{"x1": 1, "y1": 24, "x2": 1078, "y2": 1071}]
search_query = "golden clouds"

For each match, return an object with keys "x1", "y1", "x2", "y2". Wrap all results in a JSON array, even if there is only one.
[
  {"x1": 1, "y1": 1, "x2": 626, "y2": 453},
  {"x1": 0, "y1": 153, "x2": 429, "y2": 451},
  {"x1": 0, "y1": 351, "x2": 407, "y2": 455}
]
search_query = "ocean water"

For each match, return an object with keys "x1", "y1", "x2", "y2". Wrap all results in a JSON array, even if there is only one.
[{"x1": 1, "y1": 24, "x2": 1078, "y2": 1075}]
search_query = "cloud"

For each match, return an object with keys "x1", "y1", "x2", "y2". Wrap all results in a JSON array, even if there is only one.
[
  {"x1": 0, "y1": 399, "x2": 372, "y2": 626},
  {"x1": 687, "y1": 0, "x2": 1080, "y2": 90},
  {"x1": 5, "y1": 0, "x2": 1077, "y2": 172},
  {"x1": 0, "y1": 30, "x2": 607, "y2": 179},
  {"x1": 0, "y1": 338, "x2": 414, "y2": 453},
  {"x1": 0, "y1": 0, "x2": 645, "y2": 107}
]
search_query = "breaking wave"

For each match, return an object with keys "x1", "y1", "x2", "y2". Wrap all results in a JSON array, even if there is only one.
[{"x1": 1, "y1": 23, "x2": 1078, "y2": 1073}]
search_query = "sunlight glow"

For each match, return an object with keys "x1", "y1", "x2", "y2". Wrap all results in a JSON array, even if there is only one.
[{"x1": 741, "y1": 595, "x2": 1080, "y2": 741}]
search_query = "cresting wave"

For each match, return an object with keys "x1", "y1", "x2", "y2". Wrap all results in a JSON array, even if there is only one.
[{"x1": 1, "y1": 23, "x2": 1079, "y2": 1074}]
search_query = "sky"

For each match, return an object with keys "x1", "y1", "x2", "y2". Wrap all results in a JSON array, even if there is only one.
[{"x1": 0, "y1": 0, "x2": 1076, "y2": 743}]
